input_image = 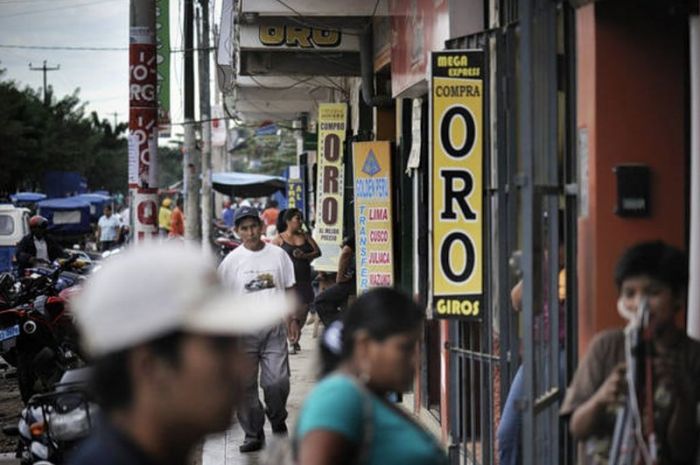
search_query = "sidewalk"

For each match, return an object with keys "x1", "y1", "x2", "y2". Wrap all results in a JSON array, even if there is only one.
[{"x1": 200, "y1": 327, "x2": 320, "y2": 465}]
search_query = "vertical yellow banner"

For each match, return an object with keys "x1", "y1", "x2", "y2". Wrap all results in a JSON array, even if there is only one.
[
  {"x1": 313, "y1": 103, "x2": 347, "y2": 272},
  {"x1": 353, "y1": 141, "x2": 394, "y2": 293},
  {"x1": 431, "y1": 50, "x2": 484, "y2": 320}
]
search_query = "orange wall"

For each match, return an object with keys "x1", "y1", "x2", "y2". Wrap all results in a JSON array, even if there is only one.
[{"x1": 576, "y1": 1, "x2": 688, "y2": 356}]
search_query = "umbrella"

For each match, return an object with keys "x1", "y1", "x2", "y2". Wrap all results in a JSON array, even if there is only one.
[{"x1": 212, "y1": 172, "x2": 287, "y2": 198}]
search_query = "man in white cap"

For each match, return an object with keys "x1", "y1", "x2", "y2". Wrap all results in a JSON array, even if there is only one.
[
  {"x1": 218, "y1": 205, "x2": 296, "y2": 453},
  {"x1": 68, "y1": 243, "x2": 291, "y2": 465}
]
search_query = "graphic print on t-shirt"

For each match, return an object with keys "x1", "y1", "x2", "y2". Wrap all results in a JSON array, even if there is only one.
[{"x1": 243, "y1": 271, "x2": 276, "y2": 292}]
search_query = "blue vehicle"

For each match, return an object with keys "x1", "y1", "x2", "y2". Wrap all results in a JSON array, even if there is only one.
[
  {"x1": 10, "y1": 192, "x2": 47, "y2": 214},
  {"x1": 0, "y1": 205, "x2": 31, "y2": 273},
  {"x1": 37, "y1": 198, "x2": 92, "y2": 245},
  {"x1": 70, "y1": 193, "x2": 113, "y2": 223}
]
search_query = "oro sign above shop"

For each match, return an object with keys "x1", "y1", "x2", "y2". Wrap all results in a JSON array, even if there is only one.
[{"x1": 430, "y1": 50, "x2": 485, "y2": 320}]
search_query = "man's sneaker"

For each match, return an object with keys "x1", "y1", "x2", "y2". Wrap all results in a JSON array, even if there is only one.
[{"x1": 239, "y1": 439, "x2": 264, "y2": 453}]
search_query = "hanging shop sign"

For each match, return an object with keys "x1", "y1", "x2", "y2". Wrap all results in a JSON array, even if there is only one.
[
  {"x1": 287, "y1": 175, "x2": 306, "y2": 219},
  {"x1": 431, "y1": 49, "x2": 485, "y2": 320},
  {"x1": 240, "y1": 24, "x2": 359, "y2": 51},
  {"x1": 313, "y1": 103, "x2": 347, "y2": 272},
  {"x1": 353, "y1": 141, "x2": 394, "y2": 293}
]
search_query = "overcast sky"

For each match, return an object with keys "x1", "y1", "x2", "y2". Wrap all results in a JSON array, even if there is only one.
[{"x1": 0, "y1": 0, "x2": 196, "y2": 132}]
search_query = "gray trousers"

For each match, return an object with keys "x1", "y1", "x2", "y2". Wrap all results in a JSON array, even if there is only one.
[{"x1": 237, "y1": 322, "x2": 290, "y2": 441}]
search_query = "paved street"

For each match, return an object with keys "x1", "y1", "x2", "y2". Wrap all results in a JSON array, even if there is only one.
[{"x1": 200, "y1": 325, "x2": 320, "y2": 465}]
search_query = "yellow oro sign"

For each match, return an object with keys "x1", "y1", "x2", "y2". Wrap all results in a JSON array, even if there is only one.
[
  {"x1": 352, "y1": 141, "x2": 394, "y2": 293},
  {"x1": 313, "y1": 103, "x2": 347, "y2": 272},
  {"x1": 431, "y1": 50, "x2": 484, "y2": 320}
]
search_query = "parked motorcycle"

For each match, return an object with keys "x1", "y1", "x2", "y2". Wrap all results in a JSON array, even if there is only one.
[
  {"x1": 3, "y1": 367, "x2": 98, "y2": 465},
  {"x1": 0, "y1": 256, "x2": 84, "y2": 402},
  {"x1": 213, "y1": 222, "x2": 241, "y2": 261}
]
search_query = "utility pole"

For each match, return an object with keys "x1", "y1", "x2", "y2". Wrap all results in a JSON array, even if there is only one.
[
  {"x1": 109, "y1": 112, "x2": 119, "y2": 130},
  {"x1": 128, "y1": 0, "x2": 159, "y2": 242},
  {"x1": 28, "y1": 60, "x2": 60, "y2": 106},
  {"x1": 183, "y1": 0, "x2": 200, "y2": 242},
  {"x1": 197, "y1": 0, "x2": 212, "y2": 247}
]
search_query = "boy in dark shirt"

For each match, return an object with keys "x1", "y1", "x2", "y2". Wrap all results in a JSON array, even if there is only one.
[{"x1": 561, "y1": 241, "x2": 700, "y2": 465}]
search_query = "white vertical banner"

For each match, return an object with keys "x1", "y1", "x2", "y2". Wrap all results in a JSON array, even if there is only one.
[{"x1": 313, "y1": 103, "x2": 347, "y2": 272}]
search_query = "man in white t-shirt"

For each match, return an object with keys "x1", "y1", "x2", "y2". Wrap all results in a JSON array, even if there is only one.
[
  {"x1": 218, "y1": 206, "x2": 296, "y2": 453},
  {"x1": 96, "y1": 206, "x2": 121, "y2": 251}
]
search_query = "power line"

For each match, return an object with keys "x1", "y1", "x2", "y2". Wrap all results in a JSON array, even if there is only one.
[
  {"x1": 0, "y1": 0, "x2": 122, "y2": 19},
  {"x1": 0, "y1": 0, "x2": 91, "y2": 4},
  {"x1": 0, "y1": 45, "x2": 215, "y2": 52},
  {"x1": 0, "y1": 44, "x2": 126, "y2": 51},
  {"x1": 28, "y1": 60, "x2": 60, "y2": 106}
]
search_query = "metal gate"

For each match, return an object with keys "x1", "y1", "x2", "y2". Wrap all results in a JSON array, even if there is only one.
[{"x1": 446, "y1": 1, "x2": 578, "y2": 464}]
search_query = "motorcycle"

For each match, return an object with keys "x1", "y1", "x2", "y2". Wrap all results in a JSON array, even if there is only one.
[
  {"x1": 213, "y1": 221, "x2": 241, "y2": 261},
  {"x1": 3, "y1": 367, "x2": 98, "y2": 465},
  {"x1": 0, "y1": 256, "x2": 84, "y2": 402}
]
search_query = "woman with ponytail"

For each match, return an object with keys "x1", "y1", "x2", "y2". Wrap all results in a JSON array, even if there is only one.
[{"x1": 296, "y1": 287, "x2": 448, "y2": 465}]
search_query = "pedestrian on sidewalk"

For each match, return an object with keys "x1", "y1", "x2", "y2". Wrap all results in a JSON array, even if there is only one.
[
  {"x1": 218, "y1": 206, "x2": 297, "y2": 453},
  {"x1": 313, "y1": 235, "x2": 356, "y2": 326},
  {"x1": 296, "y1": 287, "x2": 448, "y2": 465},
  {"x1": 68, "y1": 243, "x2": 290, "y2": 465},
  {"x1": 158, "y1": 198, "x2": 172, "y2": 237},
  {"x1": 96, "y1": 205, "x2": 122, "y2": 251},
  {"x1": 273, "y1": 208, "x2": 321, "y2": 354},
  {"x1": 169, "y1": 197, "x2": 185, "y2": 239}
]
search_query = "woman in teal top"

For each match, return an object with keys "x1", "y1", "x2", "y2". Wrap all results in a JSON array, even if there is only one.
[{"x1": 297, "y1": 288, "x2": 448, "y2": 465}]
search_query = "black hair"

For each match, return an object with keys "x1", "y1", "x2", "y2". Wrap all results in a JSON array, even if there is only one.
[
  {"x1": 267, "y1": 200, "x2": 278, "y2": 208},
  {"x1": 614, "y1": 241, "x2": 688, "y2": 298},
  {"x1": 91, "y1": 331, "x2": 184, "y2": 412},
  {"x1": 276, "y1": 209, "x2": 288, "y2": 233},
  {"x1": 342, "y1": 235, "x2": 355, "y2": 249},
  {"x1": 176, "y1": 197, "x2": 184, "y2": 207},
  {"x1": 284, "y1": 208, "x2": 302, "y2": 223},
  {"x1": 319, "y1": 287, "x2": 425, "y2": 377}
]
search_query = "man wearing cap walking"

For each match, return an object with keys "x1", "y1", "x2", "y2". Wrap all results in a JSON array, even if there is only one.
[
  {"x1": 68, "y1": 244, "x2": 292, "y2": 465},
  {"x1": 218, "y1": 205, "x2": 297, "y2": 453}
]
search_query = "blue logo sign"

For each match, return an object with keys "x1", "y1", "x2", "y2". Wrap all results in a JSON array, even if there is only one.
[{"x1": 362, "y1": 150, "x2": 381, "y2": 177}]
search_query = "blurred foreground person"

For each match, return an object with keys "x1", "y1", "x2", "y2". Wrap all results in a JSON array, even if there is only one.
[
  {"x1": 560, "y1": 241, "x2": 700, "y2": 465},
  {"x1": 296, "y1": 287, "x2": 448, "y2": 465},
  {"x1": 68, "y1": 243, "x2": 291, "y2": 465}
]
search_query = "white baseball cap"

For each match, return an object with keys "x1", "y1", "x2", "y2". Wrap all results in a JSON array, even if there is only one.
[{"x1": 73, "y1": 243, "x2": 293, "y2": 357}]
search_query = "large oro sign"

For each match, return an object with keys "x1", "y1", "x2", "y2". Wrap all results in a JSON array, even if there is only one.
[
  {"x1": 431, "y1": 50, "x2": 484, "y2": 320},
  {"x1": 313, "y1": 103, "x2": 347, "y2": 272}
]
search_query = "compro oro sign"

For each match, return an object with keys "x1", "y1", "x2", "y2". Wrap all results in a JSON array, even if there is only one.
[
  {"x1": 313, "y1": 103, "x2": 347, "y2": 272},
  {"x1": 431, "y1": 50, "x2": 484, "y2": 320},
  {"x1": 353, "y1": 141, "x2": 394, "y2": 293}
]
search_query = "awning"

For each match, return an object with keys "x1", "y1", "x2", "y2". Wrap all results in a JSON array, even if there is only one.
[
  {"x1": 10, "y1": 192, "x2": 46, "y2": 203},
  {"x1": 212, "y1": 172, "x2": 287, "y2": 198}
]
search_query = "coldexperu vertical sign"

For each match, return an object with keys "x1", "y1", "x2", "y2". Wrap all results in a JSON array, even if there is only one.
[
  {"x1": 353, "y1": 141, "x2": 394, "y2": 293},
  {"x1": 431, "y1": 50, "x2": 484, "y2": 319},
  {"x1": 313, "y1": 103, "x2": 347, "y2": 272}
]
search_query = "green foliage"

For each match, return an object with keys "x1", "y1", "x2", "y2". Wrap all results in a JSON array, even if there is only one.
[
  {"x1": 157, "y1": 145, "x2": 182, "y2": 188},
  {"x1": 0, "y1": 71, "x2": 128, "y2": 196},
  {"x1": 232, "y1": 125, "x2": 297, "y2": 176}
]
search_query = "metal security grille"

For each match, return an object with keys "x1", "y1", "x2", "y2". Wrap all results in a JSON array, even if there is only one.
[{"x1": 445, "y1": 1, "x2": 578, "y2": 464}]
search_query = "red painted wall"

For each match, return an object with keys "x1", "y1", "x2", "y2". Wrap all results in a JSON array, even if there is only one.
[{"x1": 576, "y1": 2, "x2": 688, "y2": 355}]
